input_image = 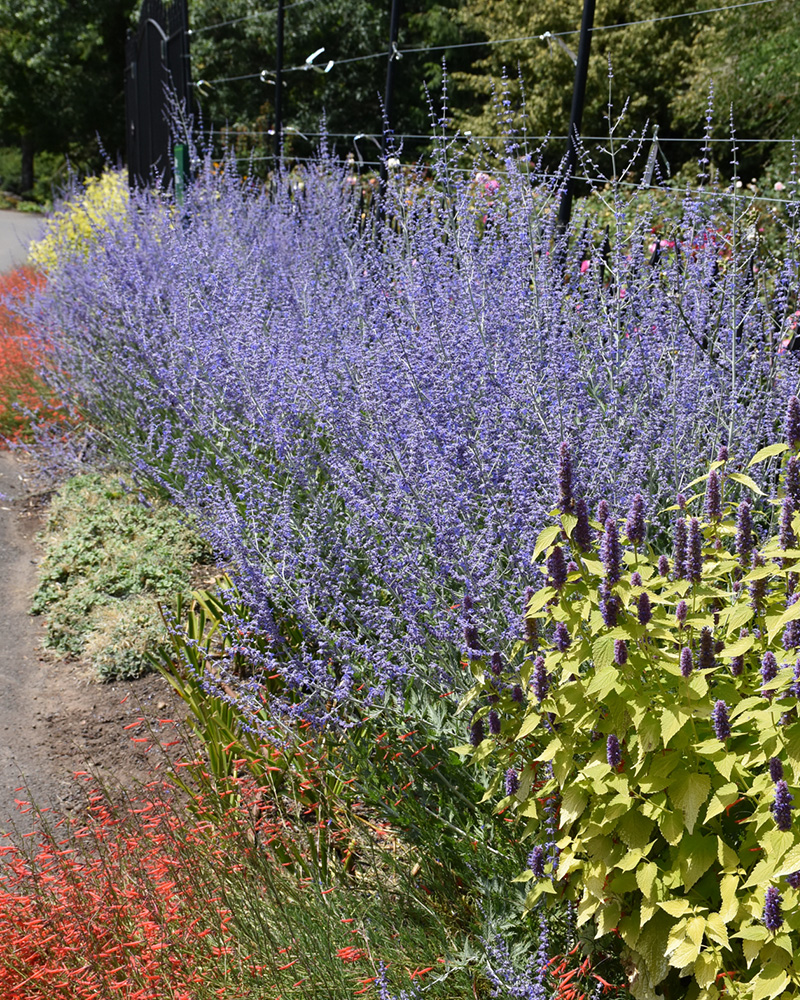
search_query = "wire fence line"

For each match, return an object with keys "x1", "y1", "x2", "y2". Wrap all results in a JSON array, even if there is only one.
[{"x1": 191, "y1": 0, "x2": 782, "y2": 88}]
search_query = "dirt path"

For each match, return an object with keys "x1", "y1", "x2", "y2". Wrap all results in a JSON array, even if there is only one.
[{"x1": 0, "y1": 450, "x2": 187, "y2": 835}]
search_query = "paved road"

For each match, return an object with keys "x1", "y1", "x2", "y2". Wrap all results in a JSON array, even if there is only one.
[{"x1": 0, "y1": 209, "x2": 44, "y2": 272}]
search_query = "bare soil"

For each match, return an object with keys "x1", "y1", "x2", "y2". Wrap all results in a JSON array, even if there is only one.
[{"x1": 0, "y1": 450, "x2": 188, "y2": 835}]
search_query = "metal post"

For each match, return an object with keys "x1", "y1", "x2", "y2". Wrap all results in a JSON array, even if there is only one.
[
  {"x1": 383, "y1": 0, "x2": 402, "y2": 157},
  {"x1": 274, "y1": 0, "x2": 284, "y2": 163},
  {"x1": 557, "y1": 0, "x2": 596, "y2": 232}
]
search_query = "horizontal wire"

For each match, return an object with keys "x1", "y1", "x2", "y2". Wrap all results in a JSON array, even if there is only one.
[{"x1": 193, "y1": 0, "x2": 780, "y2": 89}]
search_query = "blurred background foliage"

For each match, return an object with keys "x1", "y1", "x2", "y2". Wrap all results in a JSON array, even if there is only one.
[{"x1": 0, "y1": 0, "x2": 798, "y2": 200}]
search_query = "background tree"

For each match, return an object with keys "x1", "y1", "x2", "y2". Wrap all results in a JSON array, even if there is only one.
[{"x1": 0, "y1": 1, "x2": 135, "y2": 195}]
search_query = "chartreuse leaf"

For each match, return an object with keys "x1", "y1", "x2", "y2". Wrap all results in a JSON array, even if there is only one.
[
  {"x1": 694, "y1": 951, "x2": 719, "y2": 989},
  {"x1": 515, "y1": 711, "x2": 541, "y2": 741},
  {"x1": 636, "y1": 861, "x2": 658, "y2": 899},
  {"x1": 595, "y1": 900, "x2": 621, "y2": 939},
  {"x1": 561, "y1": 512, "x2": 577, "y2": 539},
  {"x1": 669, "y1": 772, "x2": 711, "y2": 833},
  {"x1": 658, "y1": 808, "x2": 683, "y2": 846},
  {"x1": 705, "y1": 912, "x2": 729, "y2": 949},
  {"x1": 727, "y1": 471, "x2": 765, "y2": 495},
  {"x1": 560, "y1": 785, "x2": 589, "y2": 827},
  {"x1": 719, "y1": 874, "x2": 739, "y2": 923},
  {"x1": 750, "y1": 968, "x2": 790, "y2": 1000},
  {"x1": 678, "y1": 833, "x2": 716, "y2": 890},
  {"x1": 533, "y1": 524, "x2": 561, "y2": 562},
  {"x1": 749, "y1": 442, "x2": 789, "y2": 466}
]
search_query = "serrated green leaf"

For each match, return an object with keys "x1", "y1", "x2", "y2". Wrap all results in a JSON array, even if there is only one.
[
  {"x1": 694, "y1": 951, "x2": 718, "y2": 989},
  {"x1": 533, "y1": 525, "x2": 561, "y2": 562},
  {"x1": 734, "y1": 924, "x2": 769, "y2": 942},
  {"x1": 636, "y1": 861, "x2": 658, "y2": 899},
  {"x1": 659, "y1": 898, "x2": 691, "y2": 917},
  {"x1": 595, "y1": 900, "x2": 621, "y2": 938},
  {"x1": 586, "y1": 663, "x2": 620, "y2": 698},
  {"x1": 526, "y1": 587, "x2": 556, "y2": 615},
  {"x1": 659, "y1": 808, "x2": 684, "y2": 845},
  {"x1": 717, "y1": 837, "x2": 739, "y2": 872},
  {"x1": 749, "y1": 442, "x2": 789, "y2": 467},
  {"x1": 456, "y1": 683, "x2": 482, "y2": 715},
  {"x1": 679, "y1": 833, "x2": 716, "y2": 890},
  {"x1": 560, "y1": 785, "x2": 589, "y2": 827},
  {"x1": 750, "y1": 970, "x2": 789, "y2": 1000},
  {"x1": 769, "y1": 596, "x2": 800, "y2": 639},
  {"x1": 590, "y1": 636, "x2": 618, "y2": 673},
  {"x1": 661, "y1": 706, "x2": 689, "y2": 748},
  {"x1": 727, "y1": 471, "x2": 765, "y2": 495},
  {"x1": 561, "y1": 512, "x2": 578, "y2": 539},
  {"x1": 719, "y1": 874, "x2": 739, "y2": 923},
  {"x1": 515, "y1": 712, "x2": 541, "y2": 741},
  {"x1": 670, "y1": 773, "x2": 711, "y2": 834},
  {"x1": 634, "y1": 912, "x2": 672, "y2": 988},
  {"x1": 667, "y1": 936, "x2": 701, "y2": 969},
  {"x1": 617, "y1": 811, "x2": 655, "y2": 850},
  {"x1": 721, "y1": 634, "x2": 755, "y2": 657},
  {"x1": 706, "y1": 911, "x2": 730, "y2": 949},
  {"x1": 704, "y1": 781, "x2": 739, "y2": 822}
]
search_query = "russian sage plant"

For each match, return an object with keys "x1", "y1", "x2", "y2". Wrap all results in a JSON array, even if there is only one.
[{"x1": 25, "y1": 144, "x2": 800, "y2": 722}]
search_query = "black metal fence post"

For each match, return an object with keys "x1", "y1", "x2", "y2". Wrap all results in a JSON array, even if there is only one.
[
  {"x1": 274, "y1": 0, "x2": 285, "y2": 164},
  {"x1": 557, "y1": 0, "x2": 596, "y2": 232}
]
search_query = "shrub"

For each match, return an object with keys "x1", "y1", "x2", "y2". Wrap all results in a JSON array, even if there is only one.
[
  {"x1": 24, "y1": 142, "x2": 800, "y2": 725},
  {"x1": 28, "y1": 169, "x2": 128, "y2": 272},
  {"x1": 463, "y1": 417, "x2": 800, "y2": 1000}
]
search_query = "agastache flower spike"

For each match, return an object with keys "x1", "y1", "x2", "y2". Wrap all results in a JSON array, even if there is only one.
[
  {"x1": 558, "y1": 442, "x2": 574, "y2": 512},
  {"x1": 762, "y1": 651, "x2": 779, "y2": 695},
  {"x1": 783, "y1": 595, "x2": 800, "y2": 650},
  {"x1": 553, "y1": 622, "x2": 571, "y2": 652},
  {"x1": 785, "y1": 871, "x2": 800, "y2": 889},
  {"x1": 505, "y1": 767, "x2": 519, "y2": 796},
  {"x1": 676, "y1": 600, "x2": 688, "y2": 626},
  {"x1": 601, "y1": 518, "x2": 622, "y2": 584},
  {"x1": 704, "y1": 469, "x2": 722, "y2": 521},
  {"x1": 657, "y1": 554, "x2": 670, "y2": 577},
  {"x1": 688, "y1": 518, "x2": 703, "y2": 582},
  {"x1": 770, "y1": 758, "x2": 785, "y2": 783},
  {"x1": 469, "y1": 716, "x2": 485, "y2": 746},
  {"x1": 717, "y1": 445, "x2": 729, "y2": 463},
  {"x1": 490, "y1": 650, "x2": 503, "y2": 676},
  {"x1": 528, "y1": 845, "x2": 546, "y2": 879},
  {"x1": 547, "y1": 545, "x2": 568, "y2": 589},
  {"x1": 736, "y1": 500, "x2": 753, "y2": 566},
  {"x1": 488, "y1": 709, "x2": 501, "y2": 735},
  {"x1": 786, "y1": 456, "x2": 800, "y2": 507},
  {"x1": 532, "y1": 656, "x2": 549, "y2": 701},
  {"x1": 787, "y1": 395, "x2": 800, "y2": 450},
  {"x1": 573, "y1": 497, "x2": 592, "y2": 552},
  {"x1": 614, "y1": 639, "x2": 627, "y2": 665},
  {"x1": 698, "y1": 627, "x2": 715, "y2": 670},
  {"x1": 674, "y1": 518, "x2": 688, "y2": 579},
  {"x1": 511, "y1": 684, "x2": 524, "y2": 704},
  {"x1": 711, "y1": 700, "x2": 731, "y2": 740},
  {"x1": 677, "y1": 492, "x2": 687, "y2": 511},
  {"x1": 599, "y1": 582, "x2": 619, "y2": 627},
  {"x1": 773, "y1": 779, "x2": 793, "y2": 831},
  {"x1": 680, "y1": 647, "x2": 693, "y2": 677},
  {"x1": 637, "y1": 592, "x2": 652, "y2": 626},
  {"x1": 606, "y1": 734, "x2": 622, "y2": 768},
  {"x1": 625, "y1": 494, "x2": 646, "y2": 546},
  {"x1": 763, "y1": 886, "x2": 784, "y2": 932},
  {"x1": 596, "y1": 500, "x2": 609, "y2": 531},
  {"x1": 750, "y1": 552, "x2": 768, "y2": 609}
]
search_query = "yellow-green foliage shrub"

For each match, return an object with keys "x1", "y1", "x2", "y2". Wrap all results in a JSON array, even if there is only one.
[
  {"x1": 29, "y1": 169, "x2": 128, "y2": 272},
  {"x1": 460, "y1": 426, "x2": 800, "y2": 1000}
]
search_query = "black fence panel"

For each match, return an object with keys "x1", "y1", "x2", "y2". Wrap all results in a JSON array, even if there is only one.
[{"x1": 125, "y1": 0, "x2": 192, "y2": 188}]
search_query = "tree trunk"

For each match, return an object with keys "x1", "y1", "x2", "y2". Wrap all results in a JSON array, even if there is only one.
[{"x1": 20, "y1": 133, "x2": 34, "y2": 194}]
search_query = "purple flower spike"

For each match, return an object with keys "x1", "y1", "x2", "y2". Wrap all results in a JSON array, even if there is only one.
[
  {"x1": 730, "y1": 655, "x2": 744, "y2": 677},
  {"x1": 547, "y1": 545, "x2": 568, "y2": 590},
  {"x1": 528, "y1": 845, "x2": 546, "y2": 878},
  {"x1": 677, "y1": 493, "x2": 687, "y2": 511},
  {"x1": 558, "y1": 442, "x2": 574, "y2": 512},
  {"x1": 599, "y1": 583, "x2": 619, "y2": 627},
  {"x1": 750, "y1": 552, "x2": 768, "y2": 610},
  {"x1": 674, "y1": 518, "x2": 688, "y2": 580},
  {"x1": 787, "y1": 396, "x2": 800, "y2": 450},
  {"x1": 676, "y1": 600, "x2": 688, "y2": 626},
  {"x1": 532, "y1": 655, "x2": 549, "y2": 701},
  {"x1": 783, "y1": 597, "x2": 800, "y2": 650},
  {"x1": 704, "y1": 469, "x2": 722, "y2": 521},
  {"x1": 614, "y1": 639, "x2": 628, "y2": 666},
  {"x1": 736, "y1": 500, "x2": 753, "y2": 566},
  {"x1": 785, "y1": 871, "x2": 800, "y2": 889},
  {"x1": 469, "y1": 717, "x2": 485, "y2": 746},
  {"x1": 596, "y1": 499, "x2": 609, "y2": 530},
  {"x1": 711, "y1": 700, "x2": 731, "y2": 740},
  {"x1": 573, "y1": 497, "x2": 592, "y2": 552},
  {"x1": 770, "y1": 757, "x2": 785, "y2": 783},
  {"x1": 637, "y1": 592, "x2": 652, "y2": 626},
  {"x1": 658, "y1": 555, "x2": 670, "y2": 577},
  {"x1": 625, "y1": 494, "x2": 646, "y2": 546},
  {"x1": 490, "y1": 650, "x2": 503, "y2": 676},
  {"x1": 680, "y1": 646, "x2": 693, "y2": 677},
  {"x1": 780, "y1": 497, "x2": 796, "y2": 552},
  {"x1": 786, "y1": 457, "x2": 800, "y2": 507},
  {"x1": 718, "y1": 445, "x2": 729, "y2": 463},
  {"x1": 511, "y1": 684, "x2": 524, "y2": 704},
  {"x1": 763, "y1": 886, "x2": 784, "y2": 932},
  {"x1": 601, "y1": 519, "x2": 622, "y2": 584},
  {"x1": 505, "y1": 767, "x2": 519, "y2": 796},
  {"x1": 553, "y1": 622, "x2": 571, "y2": 652},
  {"x1": 688, "y1": 518, "x2": 703, "y2": 582},
  {"x1": 762, "y1": 651, "x2": 779, "y2": 695},
  {"x1": 773, "y1": 779, "x2": 793, "y2": 831},
  {"x1": 606, "y1": 734, "x2": 622, "y2": 768},
  {"x1": 630, "y1": 571, "x2": 643, "y2": 587},
  {"x1": 698, "y1": 627, "x2": 715, "y2": 670},
  {"x1": 488, "y1": 709, "x2": 501, "y2": 735}
]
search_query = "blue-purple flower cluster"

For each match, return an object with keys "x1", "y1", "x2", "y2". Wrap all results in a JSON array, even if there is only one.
[{"x1": 25, "y1": 148, "x2": 800, "y2": 720}]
